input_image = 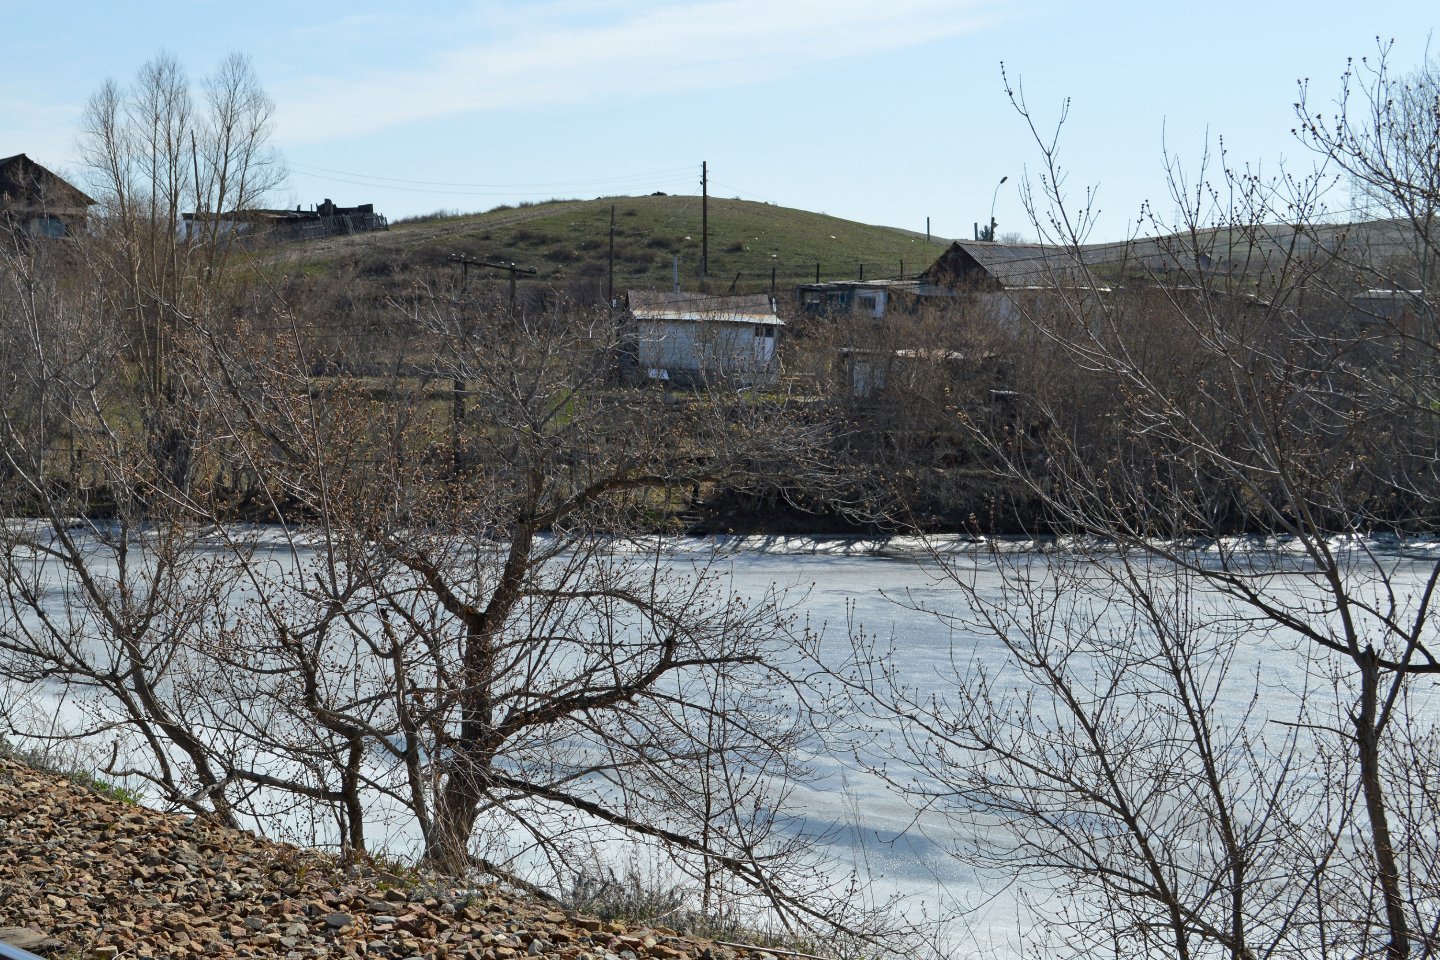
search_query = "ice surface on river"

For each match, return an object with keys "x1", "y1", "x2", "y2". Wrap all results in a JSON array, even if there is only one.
[{"x1": 5, "y1": 532, "x2": 1439, "y2": 958}]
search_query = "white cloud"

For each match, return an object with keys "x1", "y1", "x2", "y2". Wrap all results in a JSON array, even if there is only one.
[{"x1": 272, "y1": 0, "x2": 998, "y2": 143}]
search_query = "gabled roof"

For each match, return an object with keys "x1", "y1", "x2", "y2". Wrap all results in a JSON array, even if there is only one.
[
  {"x1": 920, "y1": 240, "x2": 1095, "y2": 288},
  {"x1": 628, "y1": 290, "x2": 783, "y2": 326},
  {"x1": 0, "y1": 153, "x2": 96, "y2": 210}
]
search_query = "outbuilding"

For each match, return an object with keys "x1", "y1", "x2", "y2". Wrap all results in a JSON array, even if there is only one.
[{"x1": 627, "y1": 290, "x2": 783, "y2": 388}]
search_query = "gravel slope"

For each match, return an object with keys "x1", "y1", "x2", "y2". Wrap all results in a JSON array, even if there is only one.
[{"x1": 0, "y1": 755, "x2": 751, "y2": 960}]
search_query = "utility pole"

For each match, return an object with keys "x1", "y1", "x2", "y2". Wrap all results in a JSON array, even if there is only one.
[
  {"x1": 607, "y1": 204, "x2": 616, "y2": 306},
  {"x1": 446, "y1": 254, "x2": 539, "y2": 477},
  {"x1": 448, "y1": 254, "x2": 537, "y2": 312},
  {"x1": 701, "y1": 160, "x2": 708, "y2": 279}
]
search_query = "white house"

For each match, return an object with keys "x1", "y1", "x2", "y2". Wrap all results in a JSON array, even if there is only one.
[{"x1": 627, "y1": 290, "x2": 783, "y2": 388}]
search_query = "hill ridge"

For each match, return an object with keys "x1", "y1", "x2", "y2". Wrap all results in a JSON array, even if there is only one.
[{"x1": 264, "y1": 195, "x2": 952, "y2": 298}]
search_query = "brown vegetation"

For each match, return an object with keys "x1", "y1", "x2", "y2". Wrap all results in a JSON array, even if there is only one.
[{"x1": 814, "y1": 49, "x2": 1440, "y2": 960}]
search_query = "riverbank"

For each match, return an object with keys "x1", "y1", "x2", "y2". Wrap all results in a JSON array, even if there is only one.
[{"x1": 0, "y1": 753, "x2": 772, "y2": 960}]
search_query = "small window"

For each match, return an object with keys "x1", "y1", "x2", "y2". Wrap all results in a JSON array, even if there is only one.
[
  {"x1": 30, "y1": 216, "x2": 66, "y2": 238},
  {"x1": 754, "y1": 324, "x2": 775, "y2": 338}
]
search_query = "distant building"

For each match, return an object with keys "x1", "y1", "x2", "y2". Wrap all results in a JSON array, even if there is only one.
[
  {"x1": 1349, "y1": 288, "x2": 1435, "y2": 329},
  {"x1": 627, "y1": 290, "x2": 782, "y2": 388},
  {"x1": 0, "y1": 153, "x2": 95, "y2": 237},
  {"x1": 840, "y1": 346, "x2": 968, "y2": 397},
  {"x1": 794, "y1": 241, "x2": 1093, "y2": 321},
  {"x1": 794, "y1": 279, "x2": 927, "y2": 318},
  {"x1": 918, "y1": 239, "x2": 1094, "y2": 290},
  {"x1": 181, "y1": 198, "x2": 387, "y2": 245}
]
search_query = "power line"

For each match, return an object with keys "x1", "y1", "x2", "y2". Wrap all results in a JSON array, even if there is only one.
[
  {"x1": 287, "y1": 169, "x2": 696, "y2": 199},
  {"x1": 287, "y1": 161, "x2": 698, "y2": 191}
]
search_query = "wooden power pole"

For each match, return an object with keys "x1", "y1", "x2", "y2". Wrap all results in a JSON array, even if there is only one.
[
  {"x1": 446, "y1": 254, "x2": 539, "y2": 475},
  {"x1": 701, "y1": 161, "x2": 708, "y2": 279},
  {"x1": 607, "y1": 204, "x2": 616, "y2": 306},
  {"x1": 448, "y1": 254, "x2": 538, "y2": 312}
]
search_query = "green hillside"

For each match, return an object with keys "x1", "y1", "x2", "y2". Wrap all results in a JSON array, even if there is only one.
[{"x1": 265, "y1": 194, "x2": 951, "y2": 298}]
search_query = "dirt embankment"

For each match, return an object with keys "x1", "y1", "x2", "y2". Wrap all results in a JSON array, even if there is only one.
[{"x1": 0, "y1": 755, "x2": 766, "y2": 960}]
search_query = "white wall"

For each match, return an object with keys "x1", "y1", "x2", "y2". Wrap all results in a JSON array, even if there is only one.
[{"x1": 637, "y1": 319, "x2": 778, "y2": 387}]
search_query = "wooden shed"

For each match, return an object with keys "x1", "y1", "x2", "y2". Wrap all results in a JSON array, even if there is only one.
[{"x1": 0, "y1": 154, "x2": 95, "y2": 237}]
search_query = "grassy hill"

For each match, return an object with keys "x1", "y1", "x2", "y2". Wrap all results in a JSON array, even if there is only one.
[
  {"x1": 264, "y1": 194, "x2": 951, "y2": 299},
  {"x1": 1072, "y1": 218, "x2": 1432, "y2": 290}
]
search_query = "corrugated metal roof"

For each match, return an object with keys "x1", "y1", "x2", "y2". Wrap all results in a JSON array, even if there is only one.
[
  {"x1": 628, "y1": 290, "x2": 784, "y2": 325},
  {"x1": 794, "y1": 279, "x2": 926, "y2": 293}
]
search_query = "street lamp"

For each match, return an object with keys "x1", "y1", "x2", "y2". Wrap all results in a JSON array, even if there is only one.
[{"x1": 988, "y1": 175, "x2": 1009, "y2": 242}]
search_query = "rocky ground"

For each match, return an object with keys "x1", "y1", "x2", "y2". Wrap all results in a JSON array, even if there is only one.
[{"x1": 0, "y1": 755, "x2": 766, "y2": 960}]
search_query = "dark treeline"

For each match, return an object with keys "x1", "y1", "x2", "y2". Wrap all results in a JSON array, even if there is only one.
[{"x1": 41, "y1": 223, "x2": 1425, "y2": 543}]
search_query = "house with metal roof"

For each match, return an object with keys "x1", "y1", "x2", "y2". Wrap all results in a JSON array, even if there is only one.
[
  {"x1": 795, "y1": 241, "x2": 1100, "y2": 322},
  {"x1": 626, "y1": 290, "x2": 782, "y2": 388},
  {"x1": 0, "y1": 154, "x2": 95, "y2": 238},
  {"x1": 918, "y1": 239, "x2": 1098, "y2": 291}
]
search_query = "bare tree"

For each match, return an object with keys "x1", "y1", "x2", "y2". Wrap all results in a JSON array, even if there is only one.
[
  {"x1": 828, "y1": 552, "x2": 1345, "y2": 959},
  {"x1": 0, "y1": 226, "x2": 258, "y2": 826},
  {"x1": 822, "y1": 59, "x2": 1440, "y2": 959},
  {"x1": 196, "y1": 288, "x2": 885, "y2": 932},
  {"x1": 1, "y1": 220, "x2": 899, "y2": 946},
  {"x1": 76, "y1": 52, "x2": 283, "y2": 491},
  {"x1": 1297, "y1": 41, "x2": 1440, "y2": 288},
  {"x1": 784, "y1": 294, "x2": 1020, "y2": 531}
]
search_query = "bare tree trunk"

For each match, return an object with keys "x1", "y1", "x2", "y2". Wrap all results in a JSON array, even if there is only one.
[{"x1": 1356, "y1": 650, "x2": 1412, "y2": 960}]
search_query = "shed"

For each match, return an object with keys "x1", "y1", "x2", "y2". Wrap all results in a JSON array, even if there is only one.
[
  {"x1": 840, "y1": 346, "x2": 967, "y2": 397},
  {"x1": 627, "y1": 290, "x2": 783, "y2": 388},
  {"x1": 0, "y1": 154, "x2": 95, "y2": 237},
  {"x1": 794, "y1": 279, "x2": 927, "y2": 318},
  {"x1": 1349, "y1": 288, "x2": 1435, "y2": 330}
]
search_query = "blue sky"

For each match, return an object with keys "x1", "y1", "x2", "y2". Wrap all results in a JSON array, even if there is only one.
[{"x1": 3, "y1": 1, "x2": 1435, "y2": 241}]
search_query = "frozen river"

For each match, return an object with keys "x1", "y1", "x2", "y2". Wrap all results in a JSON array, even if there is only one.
[
  {"x1": 5, "y1": 531, "x2": 1439, "y2": 958},
  {"x1": 691, "y1": 535, "x2": 1440, "y2": 956}
]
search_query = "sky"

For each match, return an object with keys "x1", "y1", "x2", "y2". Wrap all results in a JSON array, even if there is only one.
[{"x1": 3, "y1": 0, "x2": 1437, "y2": 243}]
